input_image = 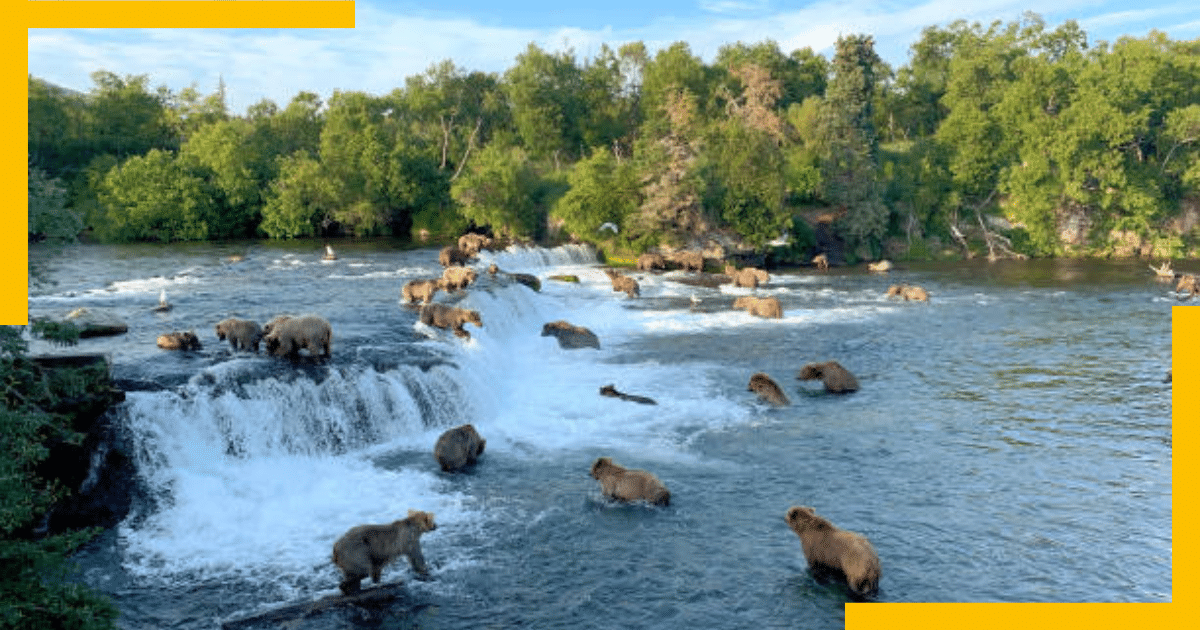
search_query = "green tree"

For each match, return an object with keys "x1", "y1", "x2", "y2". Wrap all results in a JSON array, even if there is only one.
[
  {"x1": 504, "y1": 43, "x2": 584, "y2": 164},
  {"x1": 94, "y1": 149, "x2": 213, "y2": 242},
  {"x1": 28, "y1": 166, "x2": 82, "y2": 242},
  {"x1": 86, "y1": 71, "x2": 174, "y2": 158},
  {"x1": 640, "y1": 42, "x2": 714, "y2": 137},
  {"x1": 260, "y1": 151, "x2": 342, "y2": 239},
  {"x1": 451, "y1": 143, "x2": 540, "y2": 238},
  {"x1": 703, "y1": 119, "x2": 789, "y2": 247},
  {"x1": 552, "y1": 146, "x2": 640, "y2": 240},
  {"x1": 1, "y1": 326, "x2": 119, "y2": 630},
  {"x1": 179, "y1": 118, "x2": 262, "y2": 238},
  {"x1": 318, "y1": 91, "x2": 393, "y2": 235},
  {"x1": 819, "y1": 34, "x2": 888, "y2": 254}
]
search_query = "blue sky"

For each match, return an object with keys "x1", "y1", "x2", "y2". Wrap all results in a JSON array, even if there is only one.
[{"x1": 27, "y1": 1, "x2": 1200, "y2": 116}]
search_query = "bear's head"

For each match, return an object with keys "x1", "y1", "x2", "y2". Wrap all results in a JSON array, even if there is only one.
[
  {"x1": 786, "y1": 505, "x2": 832, "y2": 532},
  {"x1": 797, "y1": 363, "x2": 826, "y2": 381},
  {"x1": 590, "y1": 456, "x2": 617, "y2": 479},
  {"x1": 599, "y1": 384, "x2": 619, "y2": 397},
  {"x1": 406, "y1": 509, "x2": 437, "y2": 533},
  {"x1": 464, "y1": 310, "x2": 483, "y2": 327},
  {"x1": 748, "y1": 372, "x2": 778, "y2": 392}
]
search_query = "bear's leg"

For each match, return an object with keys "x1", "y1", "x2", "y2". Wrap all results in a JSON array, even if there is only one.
[{"x1": 339, "y1": 576, "x2": 362, "y2": 595}]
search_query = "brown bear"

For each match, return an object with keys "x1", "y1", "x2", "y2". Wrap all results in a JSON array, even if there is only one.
[
  {"x1": 261, "y1": 314, "x2": 294, "y2": 337},
  {"x1": 667, "y1": 250, "x2": 704, "y2": 272},
  {"x1": 438, "y1": 245, "x2": 474, "y2": 267},
  {"x1": 541, "y1": 320, "x2": 600, "y2": 349},
  {"x1": 264, "y1": 314, "x2": 332, "y2": 359},
  {"x1": 725, "y1": 265, "x2": 760, "y2": 288},
  {"x1": 797, "y1": 361, "x2": 859, "y2": 393},
  {"x1": 885, "y1": 284, "x2": 929, "y2": 302},
  {"x1": 785, "y1": 505, "x2": 881, "y2": 600},
  {"x1": 434, "y1": 424, "x2": 486, "y2": 472},
  {"x1": 488, "y1": 265, "x2": 541, "y2": 292},
  {"x1": 401, "y1": 279, "x2": 442, "y2": 305},
  {"x1": 156, "y1": 330, "x2": 202, "y2": 351},
  {"x1": 637, "y1": 253, "x2": 667, "y2": 271},
  {"x1": 331, "y1": 510, "x2": 437, "y2": 595},
  {"x1": 599, "y1": 384, "x2": 657, "y2": 405},
  {"x1": 733, "y1": 296, "x2": 783, "y2": 319},
  {"x1": 441, "y1": 266, "x2": 478, "y2": 291},
  {"x1": 419, "y1": 303, "x2": 483, "y2": 339},
  {"x1": 589, "y1": 457, "x2": 670, "y2": 506},
  {"x1": 1176, "y1": 274, "x2": 1199, "y2": 297},
  {"x1": 812, "y1": 253, "x2": 829, "y2": 270},
  {"x1": 214, "y1": 318, "x2": 262, "y2": 352},
  {"x1": 458, "y1": 233, "x2": 493, "y2": 256},
  {"x1": 603, "y1": 269, "x2": 640, "y2": 298},
  {"x1": 867, "y1": 260, "x2": 893, "y2": 272},
  {"x1": 748, "y1": 372, "x2": 789, "y2": 406}
]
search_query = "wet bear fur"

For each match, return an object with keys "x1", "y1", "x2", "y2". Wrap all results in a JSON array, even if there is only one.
[
  {"x1": 156, "y1": 330, "x2": 202, "y2": 351},
  {"x1": 214, "y1": 318, "x2": 262, "y2": 352},
  {"x1": 1176, "y1": 274, "x2": 1199, "y2": 296},
  {"x1": 637, "y1": 253, "x2": 667, "y2": 271},
  {"x1": 434, "y1": 424, "x2": 487, "y2": 472},
  {"x1": 590, "y1": 456, "x2": 671, "y2": 506},
  {"x1": 541, "y1": 320, "x2": 601, "y2": 349},
  {"x1": 797, "y1": 361, "x2": 859, "y2": 393},
  {"x1": 748, "y1": 372, "x2": 789, "y2": 406},
  {"x1": 264, "y1": 314, "x2": 332, "y2": 359},
  {"x1": 786, "y1": 505, "x2": 881, "y2": 600},
  {"x1": 441, "y1": 266, "x2": 478, "y2": 291},
  {"x1": 331, "y1": 510, "x2": 437, "y2": 595},
  {"x1": 438, "y1": 245, "x2": 474, "y2": 267},
  {"x1": 402, "y1": 279, "x2": 442, "y2": 304},
  {"x1": 458, "y1": 233, "x2": 493, "y2": 256},
  {"x1": 885, "y1": 284, "x2": 929, "y2": 302},
  {"x1": 733, "y1": 296, "x2": 783, "y2": 319},
  {"x1": 812, "y1": 253, "x2": 829, "y2": 270},
  {"x1": 419, "y1": 303, "x2": 483, "y2": 339},
  {"x1": 668, "y1": 251, "x2": 705, "y2": 272},
  {"x1": 603, "y1": 269, "x2": 640, "y2": 298},
  {"x1": 599, "y1": 384, "x2": 657, "y2": 405}
]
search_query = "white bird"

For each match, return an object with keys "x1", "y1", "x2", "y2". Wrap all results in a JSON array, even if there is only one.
[
  {"x1": 690, "y1": 293, "x2": 701, "y2": 306},
  {"x1": 598, "y1": 222, "x2": 619, "y2": 234},
  {"x1": 153, "y1": 289, "x2": 172, "y2": 312},
  {"x1": 323, "y1": 244, "x2": 338, "y2": 261}
]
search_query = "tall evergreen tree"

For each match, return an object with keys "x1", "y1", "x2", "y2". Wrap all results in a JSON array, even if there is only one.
[{"x1": 819, "y1": 34, "x2": 888, "y2": 255}]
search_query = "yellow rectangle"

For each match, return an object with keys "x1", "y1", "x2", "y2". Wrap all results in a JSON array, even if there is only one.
[{"x1": 25, "y1": 1, "x2": 355, "y2": 29}]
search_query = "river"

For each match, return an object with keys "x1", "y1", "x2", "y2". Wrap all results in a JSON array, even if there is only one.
[{"x1": 27, "y1": 240, "x2": 1174, "y2": 629}]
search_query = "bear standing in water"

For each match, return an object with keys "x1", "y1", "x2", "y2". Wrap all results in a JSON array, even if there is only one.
[
  {"x1": 589, "y1": 457, "x2": 671, "y2": 506},
  {"x1": 785, "y1": 505, "x2": 881, "y2": 600},
  {"x1": 331, "y1": 510, "x2": 437, "y2": 595},
  {"x1": 434, "y1": 424, "x2": 486, "y2": 472}
]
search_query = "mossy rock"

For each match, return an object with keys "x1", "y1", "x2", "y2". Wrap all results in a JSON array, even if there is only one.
[{"x1": 549, "y1": 274, "x2": 580, "y2": 283}]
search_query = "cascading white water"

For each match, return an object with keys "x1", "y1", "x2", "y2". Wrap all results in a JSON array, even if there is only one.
[{"x1": 114, "y1": 242, "x2": 753, "y2": 592}]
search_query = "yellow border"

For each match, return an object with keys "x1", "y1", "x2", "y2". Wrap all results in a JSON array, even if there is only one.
[{"x1": 11, "y1": 3, "x2": 1181, "y2": 629}]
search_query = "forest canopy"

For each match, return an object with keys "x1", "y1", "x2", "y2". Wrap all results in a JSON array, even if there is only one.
[{"x1": 28, "y1": 13, "x2": 1200, "y2": 261}]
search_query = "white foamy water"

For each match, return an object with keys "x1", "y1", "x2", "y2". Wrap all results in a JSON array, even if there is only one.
[{"x1": 115, "y1": 244, "x2": 760, "y2": 588}]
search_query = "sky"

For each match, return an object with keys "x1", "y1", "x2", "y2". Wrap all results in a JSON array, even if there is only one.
[{"x1": 26, "y1": 0, "x2": 1200, "y2": 116}]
